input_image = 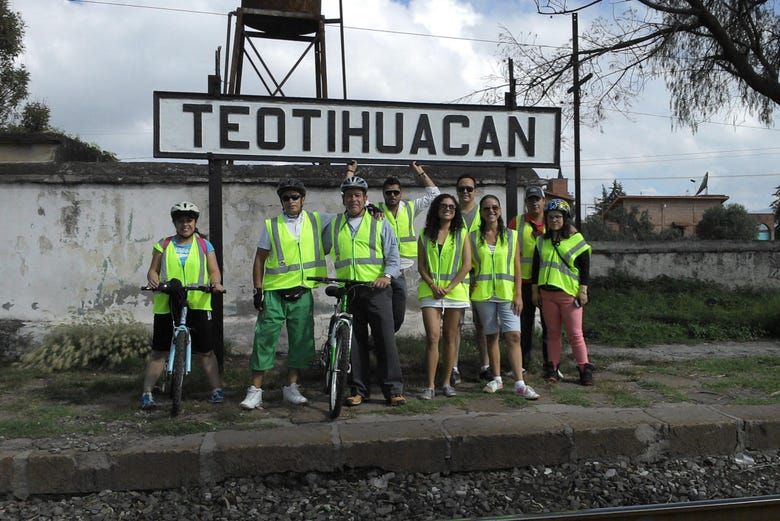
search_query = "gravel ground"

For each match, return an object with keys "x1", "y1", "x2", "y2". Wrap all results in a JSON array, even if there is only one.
[{"x1": 1, "y1": 450, "x2": 778, "y2": 520}]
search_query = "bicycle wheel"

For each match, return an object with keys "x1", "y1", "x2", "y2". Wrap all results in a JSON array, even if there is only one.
[
  {"x1": 170, "y1": 330, "x2": 188, "y2": 417},
  {"x1": 329, "y1": 323, "x2": 351, "y2": 419}
]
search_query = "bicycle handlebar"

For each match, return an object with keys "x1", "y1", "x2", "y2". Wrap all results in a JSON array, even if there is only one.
[
  {"x1": 307, "y1": 277, "x2": 372, "y2": 286},
  {"x1": 141, "y1": 283, "x2": 226, "y2": 294}
]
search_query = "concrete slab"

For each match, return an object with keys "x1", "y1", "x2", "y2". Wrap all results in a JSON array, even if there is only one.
[
  {"x1": 553, "y1": 408, "x2": 665, "y2": 461},
  {"x1": 211, "y1": 425, "x2": 336, "y2": 480},
  {"x1": 339, "y1": 418, "x2": 448, "y2": 473},
  {"x1": 444, "y1": 412, "x2": 570, "y2": 471},
  {"x1": 644, "y1": 404, "x2": 739, "y2": 456},
  {"x1": 109, "y1": 434, "x2": 204, "y2": 491},
  {"x1": 0, "y1": 452, "x2": 12, "y2": 494},
  {"x1": 26, "y1": 451, "x2": 113, "y2": 495},
  {"x1": 715, "y1": 405, "x2": 780, "y2": 450}
]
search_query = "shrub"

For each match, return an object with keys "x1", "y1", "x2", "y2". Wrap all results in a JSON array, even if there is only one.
[{"x1": 21, "y1": 311, "x2": 150, "y2": 371}]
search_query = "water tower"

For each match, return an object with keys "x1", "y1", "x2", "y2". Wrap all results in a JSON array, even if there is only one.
[{"x1": 223, "y1": 0, "x2": 346, "y2": 99}]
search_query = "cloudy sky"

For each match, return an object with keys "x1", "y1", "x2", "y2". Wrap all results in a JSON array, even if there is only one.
[{"x1": 14, "y1": 0, "x2": 780, "y2": 213}]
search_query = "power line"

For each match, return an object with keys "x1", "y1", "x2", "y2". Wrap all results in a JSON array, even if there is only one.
[
  {"x1": 561, "y1": 147, "x2": 780, "y2": 165},
  {"x1": 582, "y1": 172, "x2": 780, "y2": 182}
]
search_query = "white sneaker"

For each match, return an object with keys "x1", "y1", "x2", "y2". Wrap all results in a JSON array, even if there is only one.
[
  {"x1": 442, "y1": 385, "x2": 457, "y2": 398},
  {"x1": 516, "y1": 384, "x2": 540, "y2": 400},
  {"x1": 419, "y1": 388, "x2": 435, "y2": 400},
  {"x1": 483, "y1": 379, "x2": 504, "y2": 393},
  {"x1": 282, "y1": 383, "x2": 308, "y2": 405},
  {"x1": 240, "y1": 386, "x2": 263, "y2": 409}
]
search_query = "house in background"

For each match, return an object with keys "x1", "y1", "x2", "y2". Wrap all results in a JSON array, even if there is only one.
[
  {"x1": 605, "y1": 194, "x2": 729, "y2": 237},
  {"x1": 751, "y1": 212, "x2": 776, "y2": 241}
]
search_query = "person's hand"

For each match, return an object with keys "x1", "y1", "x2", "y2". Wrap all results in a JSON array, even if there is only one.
[
  {"x1": 410, "y1": 161, "x2": 425, "y2": 176},
  {"x1": 346, "y1": 160, "x2": 357, "y2": 176},
  {"x1": 212, "y1": 282, "x2": 226, "y2": 294},
  {"x1": 373, "y1": 276, "x2": 391, "y2": 289},
  {"x1": 147, "y1": 272, "x2": 160, "y2": 289},
  {"x1": 531, "y1": 286, "x2": 540, "y2": 308},
  {"x1": 253, "y1": 289, "x2": 265, "y2": 312},
  {"x1": 578, "y1": 285, "x2": 589, "y2": 306},
  {"x1": 366, "y1": 203, "x2": 385, "y2": 221},
  {"x1": 433, "y1": 285, "x2": 448, "y2": 300},
  {"x1": 512, "y1": 294, "x2": 523, "y2": 316}
]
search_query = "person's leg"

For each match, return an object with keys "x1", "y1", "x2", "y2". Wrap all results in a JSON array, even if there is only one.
[
  {"x1": 422, "y1": 307, "x2": 442, "y2": 389},
  {"x1": 540, "y1": 290, "x2": 564, "y2": 369},
  {"x1": 348, "y1": 291, "x2": 372, "y2": 399},
  {"x1": 474, "y1": 305, "x2": 489, "y2": 370},
  {"x1": 441, "y1": 308, "x2": 463, "y2": 392},
  {"x1": 520, "y1": 283, "x2": 535, "y2": 369},
  {"x1": 474, "y1": 301, "x2": 501, "y2": 379},
  {"x1": 496, "y1": 300, "x2": 523, "y2": 381},
  {"x1": 367, "y1": 287, "x2": 403, "y2": 399},
  {"x1": 142, "y1": 351, "x2": 168, "y2": 394},
  {"x1": 285, "y1": 290, "x2": 315, "y2": 384},
  {"x1": 390, "y1": 273, "x2": 407, "y2": 333},
  {"x1": 558, "y1": 297, "x2": 590, "y2": 367},
  {"x1": 242, "y1": 291, "x2": 285, "y2": 407},
  {"x1": 142, "y1": 313, "x2": 173, "y2": 398}
]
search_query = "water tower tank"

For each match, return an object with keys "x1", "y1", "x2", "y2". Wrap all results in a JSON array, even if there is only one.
[{"x1": 241, "y1": 0, "x2": 322, "y2": 36}]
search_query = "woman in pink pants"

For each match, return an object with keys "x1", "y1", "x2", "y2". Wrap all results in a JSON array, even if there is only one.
[{"x1": 530, "y1": 199, "x2": 594, "y2": 386}]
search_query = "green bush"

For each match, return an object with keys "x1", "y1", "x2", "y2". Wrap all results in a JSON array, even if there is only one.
[{"x1": 22, "y1": 311, "x2": 150, "y2": 371}]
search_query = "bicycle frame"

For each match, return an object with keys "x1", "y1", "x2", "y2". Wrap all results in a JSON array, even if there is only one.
[{"x1": 168, "y1": 305, "x2": 193, "y2": 376}]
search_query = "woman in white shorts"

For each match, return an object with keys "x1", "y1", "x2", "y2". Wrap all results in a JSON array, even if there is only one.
[
  {"x1": 470, "y1": 195, "x2": 539, "y2": 400},
  {"x1": 417, "y1": 194, "x2": 472, "y2": 400}
]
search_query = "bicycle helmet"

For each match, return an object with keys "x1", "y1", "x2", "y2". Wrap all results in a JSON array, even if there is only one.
[
  {"x1": 340, "y1": 176, "x2": 369, "y2": 194},
  {"x1": 544, "y1": 198, "x2": 571, "y2": 218},
  {"x1": 170, "y1": 201, "x2": 200, "y2": 218},
  {"x1": 276, "y1": 178, "x2": 307, "y2": 198}
]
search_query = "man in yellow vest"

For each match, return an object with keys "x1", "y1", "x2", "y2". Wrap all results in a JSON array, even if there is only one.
[
  {"x1": 377, "y1": 161, "x2": 440, "y2": 332},
  {"x1": 240, "y1": 179, "x2": 328, "y2": 409},
  {"x1": 508, "y1": 186, "x2": 549, "y2": 372},
  {"x1": 323, "y1": 170, "x2": 406, "y2": 407}
]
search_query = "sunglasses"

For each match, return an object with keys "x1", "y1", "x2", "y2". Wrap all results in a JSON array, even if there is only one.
[
  {"x1": 456, "y1": 186, "x2": 475, "y2": 193},
  {"x1": 384, "y1": 190, "x2": 401, "y2": 197},
  {"x1": 439, "y1": 203, "x2": 457, "y2": 211},
  {"x1": 282, "y1": 194, "x2": 302, "y2": 202},
  {"x1": 481, "y1": 205, "x2": 501, "y2": 212}
]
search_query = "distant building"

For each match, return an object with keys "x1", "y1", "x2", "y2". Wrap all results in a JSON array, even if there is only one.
[
  {"x1": 0, "y1": 132, "x2": 115, "y2": 163},
  {"x1": 750, "y1": 212, "x2": 776, "y2": 241},
  {"x1": 605, "y1": 194, "x2": 729, "y2": 237}
]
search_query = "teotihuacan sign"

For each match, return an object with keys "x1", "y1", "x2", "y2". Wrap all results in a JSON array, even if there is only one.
[{"x1": 154, "y1": 92, "x2": 561, "y2": 167}]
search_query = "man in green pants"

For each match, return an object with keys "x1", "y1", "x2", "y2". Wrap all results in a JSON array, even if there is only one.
[{"x1": 240, "y1": 179, "x2": 328, "y2": 409}]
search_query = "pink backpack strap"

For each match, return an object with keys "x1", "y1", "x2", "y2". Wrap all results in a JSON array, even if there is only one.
[
  {"x1": 160, "y1": 235, "x2": 174, "y2": 250},
  {"x1": 160, "y1": 235, "x2": 208, "y2": 254}
]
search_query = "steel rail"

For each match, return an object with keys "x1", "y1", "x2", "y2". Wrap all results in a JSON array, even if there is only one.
[{"x1": 454, "y1": 494, "x2": 780, "y2": 521}]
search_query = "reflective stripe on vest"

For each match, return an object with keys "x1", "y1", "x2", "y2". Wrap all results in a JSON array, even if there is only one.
[
  {"x1": 418, "y1": 229, "x2": 469, "y2": 302},
  {"x1": 463, "y1": 207, "x2": 481, "y2": 233},
  {"x1": 518, "y1": 218, "x2": 543, "y2": 280},
  {"x1": 536, "y1": 232, "x2": 591, "y2": 297},
  {"x1": 154, "y1": 234, "x2": 211, "y2": 313},
  {"x1": 264, "y1": 211, "x2": 327, "y2": 290},
  {"x1": 332, "y1": 212, "x2": 384, "y2": 282},
  {"x1": 380, "y1": 200, "x2": 417, "y2": 258},
  {"x1": 470, "y1": 229, "x2": 516, "y2": 301}
]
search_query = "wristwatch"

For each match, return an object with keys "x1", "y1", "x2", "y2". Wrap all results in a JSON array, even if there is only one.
[{"x1": 383, "y1": 273, "x2": 392, "y2": 280}]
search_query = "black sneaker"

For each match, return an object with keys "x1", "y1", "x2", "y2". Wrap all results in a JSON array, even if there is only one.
[
  {"x1": 579, "y1": 363, "x2": 595, "y2": 386},
  {"x1": 478, "y1": 367, "x2": 493, "y2": 382},
  {"x1": 543, "y1": 362, "x2": 560, "y2": 383},
  {"x1": 450, "y1": 367, "x2": 462, "y2": 386}
]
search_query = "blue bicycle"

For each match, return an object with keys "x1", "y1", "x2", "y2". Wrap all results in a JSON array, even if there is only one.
[{"x1": 143, "y1": 281, "x2": 220, "y2": 417}]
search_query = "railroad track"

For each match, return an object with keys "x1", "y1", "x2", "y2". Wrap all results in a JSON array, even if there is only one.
[{"x1": 459, "y1": 494, "x2": 780, "y2": 520}]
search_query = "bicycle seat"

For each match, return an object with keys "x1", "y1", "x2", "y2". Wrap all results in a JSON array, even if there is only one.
[{"x1": 325, "y1": 285, "x2": 346, "y2": 299}]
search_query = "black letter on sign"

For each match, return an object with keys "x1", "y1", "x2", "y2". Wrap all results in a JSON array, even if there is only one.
[
  {"x1": 183, "y1": 104, "x2": 212, "y2": 148},
  {"x1": 508, "y1": 116, "x2": 535, "y2": 157},
  {"x1": 342, "y1": 110, "x2": 370, "y2": 153},
  {"x1": 327, "y1": 110, "x2": 336, "y2": 152},
  {"x1": 376, "y1": 112, "x2": 403, "y2": 154},
  {"x1": 443, "y1": 115, "x2": 469, "y2": 156},
  {"x1": 410, "y1": 114, "x2": 436, "y2": 155},
  {"x1": 476, "y1": 116, "x2": 501, "y2": 156},
  {"x1": 220, "y1": 105, "x2": 250, "y2": 149},
  {"x1": 292, "y1": 109, "x2": 321, "y2": 152},
  {"x1": 257, "y1": 107, "x2": 285, "y2": 150}
]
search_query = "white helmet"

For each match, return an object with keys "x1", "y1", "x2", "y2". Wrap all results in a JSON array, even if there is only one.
[
  {"x1": 170, "y1": 201, "x2": 200, "y2": 218},
  {"x1": 340, "y1": 176, "x2": 369, "y2": 194}
]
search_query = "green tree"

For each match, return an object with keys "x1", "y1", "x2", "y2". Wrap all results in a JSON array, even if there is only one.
[
  {"x1": 696, "y1": 203, "x2": 756, "y2": 240},
  {"x1": 771, "y1": 185, "x2": 780, "y2": 220},
  {"x1": 0, "y1": 0, "x2": 29, "y2": 127},
  {"x1": 482, "y1": 0, "x2": 779, "y2": 130},
  {"x1": 19, "y1": 101, "x2": 50, "y2": 132},
  {"x1": 582, "y1": 205, "x2": 660, "y2": 241},
  {"x1": 593, "y1": 180, "x2": 625, "y2": 216}
]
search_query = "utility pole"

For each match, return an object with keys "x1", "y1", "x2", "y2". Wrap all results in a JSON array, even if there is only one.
[
  {"x1": 505, "y1": 58, "x2": 518, "y2": 220},
  {"x1": 571, "y1": 12, "x2": 582, "y2": 229}
]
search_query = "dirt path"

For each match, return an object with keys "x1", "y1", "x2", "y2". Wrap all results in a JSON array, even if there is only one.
[{"x1": 591, "y1": 340, "x2": 780, "y2": 361}]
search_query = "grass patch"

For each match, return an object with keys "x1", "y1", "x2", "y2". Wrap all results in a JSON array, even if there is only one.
[
  {"x1": 586, "y1": 273, "x2": 780, "y2": 347},
  {"x1": 600, "y1": 382, "x2": 651, "y2": 408},
  {"x1": 500, "y1": 394, "x2": 531, "y2": 408},
  {"x1": 636, "y1": 380, "x2": 687, "y2": 402},
  {"x1": 0, "y1": 404, "x2": 91, "y2": 438},
  {"x1": 549, "y1": 386, "x2": 591, "y2": 407}
]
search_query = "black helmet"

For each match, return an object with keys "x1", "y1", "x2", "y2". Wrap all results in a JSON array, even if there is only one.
[{"x1": 276, "y1": 179, "x2": 306, "y2": 198}]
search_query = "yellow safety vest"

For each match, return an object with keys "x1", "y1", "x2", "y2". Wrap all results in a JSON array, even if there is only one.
[
  {"x1": 153, "y1": 234, "x2": 211, "y2": 313},
  {"x1": 462, "y1": 206, "x2": 481, "y2": 233},
  {"x1": 263, "y1": 211, "x2": 327, "y2": 291},
  {"x1": 379, "y1": 200, "x2": 417, "y2": 259},
  {"x1": 470, "y1": 229, "x2": 517, "y2": 301},
  {"x1": 536, "y1": 232, "x2": 591, "y2": 297},
  {"x1": 331, "y1": 212, "x2": 385, "y2": 282},
  {"x1": 418, "y1": 229, "x2": 469, "y2": 302},
  {"x1": 516, "y1": 216, "x2": 544, "y2": 280}
]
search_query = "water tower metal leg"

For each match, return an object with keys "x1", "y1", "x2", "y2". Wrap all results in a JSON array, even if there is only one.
[
  {"x1": 317, "y1": 21, "x2": 328, "y2": 99},
  {"x1": 228, "y1": 11, "x2": 245, "y2": 94}
]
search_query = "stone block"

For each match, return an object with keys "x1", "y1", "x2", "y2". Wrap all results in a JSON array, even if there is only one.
[
  {"x1": 339, "y1": 418, "x2": 448, "y2": 473},
  {"x1": 110, "y1": 435, "x2": 203, "y2": 491},
  {"x1": 444, "y1": 412, "x2": 570, "y2": 471},
  {"x1": 0, "y1": 452, "x2": 12, "y2": 494},
  {"x1": 645, "y1": 405, "x2": 739, "y2": 456},
  {"x1": 554, "y1": 408, "x2": 664, "y2": 461},
  {"x1": 26, "y1": 451, "x2": 113, "y2": 495},
  {"x1": 212, "y1": 425, "x2": 336, "y2": 479},
  {"x1": 716, "y1": 405, "x2": 780, "y2": 450}
]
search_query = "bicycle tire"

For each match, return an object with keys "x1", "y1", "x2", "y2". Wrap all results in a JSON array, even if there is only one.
[
  {"x1": 171, "y1": 330, "x2": 188, "y2": 417},
  {"x1": 329, "y1": 323, "x2": 351, "y2": 419}
]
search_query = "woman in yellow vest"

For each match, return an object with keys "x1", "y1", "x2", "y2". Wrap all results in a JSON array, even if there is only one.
[
  {"x1": 531, "y1": 199, "x2": 595, "y2": 386},
  {"x1": 140, "y1": 202, "x2": 226, "y2": 410},
  {"x1": 470, "y1": 195, "x2": 539, "y2": 399},
  {"x1": 417, "y1": 194, "x2": 472, "y2": 400}
]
